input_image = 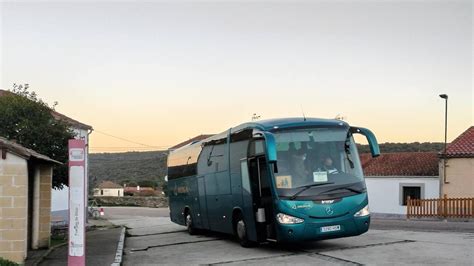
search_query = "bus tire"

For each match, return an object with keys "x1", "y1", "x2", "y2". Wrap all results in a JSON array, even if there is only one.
[
  {"x1": 185, "y1": 211, "x2": 197, "y2": 235},
  {"x1": 235, "y1": 215, "x2": 256, "y2": 248}
]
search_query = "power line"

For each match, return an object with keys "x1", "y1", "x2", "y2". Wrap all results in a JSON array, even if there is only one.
[{"x1": 93, "y1": 129, "x2": 169, "y2": 148}]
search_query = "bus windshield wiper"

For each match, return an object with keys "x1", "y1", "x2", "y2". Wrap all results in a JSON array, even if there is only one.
[
  {"x1": 320, "y1": 186, "x2": 365, "y2": 195},
  {"x1": 289, "y1": 182, "x2": 334, "y2": 200}
]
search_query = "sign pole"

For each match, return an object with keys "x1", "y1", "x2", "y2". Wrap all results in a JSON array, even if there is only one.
[{"x1": 68, "y1": 139, "x2": 86, "y2": 266}]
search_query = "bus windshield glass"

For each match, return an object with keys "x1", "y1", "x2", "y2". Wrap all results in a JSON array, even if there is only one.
[{"x1": 273, "y1": 128, "x2": 364, "y2": 196}]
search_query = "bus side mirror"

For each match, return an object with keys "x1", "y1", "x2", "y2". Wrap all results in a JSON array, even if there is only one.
[
  {"x1": 350, "y1": 127, "x2": 380, "y2": 158},
  {"x1": 262, "y1": 132, "x2": 277, "y2": 163}
]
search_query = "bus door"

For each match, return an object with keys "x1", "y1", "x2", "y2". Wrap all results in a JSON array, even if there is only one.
[
  {"x1": 196, "y1": 176, "x2": 208, "y2": 229},
  {"x1": 248, "y1": 155, "x2": 275, "y2": 241}
]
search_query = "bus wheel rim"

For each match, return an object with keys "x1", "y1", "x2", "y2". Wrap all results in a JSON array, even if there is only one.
[
  {"x1": 237, "y1": 220, "x2": 246, "y2": 239},
  {"x1": 186, "y1": 214, "x2": 192, "y2": 227}
]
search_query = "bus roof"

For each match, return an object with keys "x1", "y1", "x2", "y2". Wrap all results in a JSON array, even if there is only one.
[
  {"x1": 170, "y1": 117, "x2": 349, "y2": 152},
  {"x1": 231, "y1": 117, "x2": 349, "y2": 133}
]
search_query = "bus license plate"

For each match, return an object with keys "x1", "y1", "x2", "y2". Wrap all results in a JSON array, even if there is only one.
[{"x1": 320, "y1": 225, "x2": 341, "y2": 233}]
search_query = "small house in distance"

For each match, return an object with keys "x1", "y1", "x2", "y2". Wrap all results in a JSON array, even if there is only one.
[
  {"x1": 360, "y1": 152, "x2": 439, "y2": 216},
  {"x1": 439, "y1": 126, "x2": 474, "y2": 198},
  {"x1": 0, "y1": 137, "x2": 61, "y2": 264},
  {"x1": 93, "y1": 181, "x2": 124, "y2": 197},
  {"x1": 124, "y1": 185, "x2": 161, "y2": 196}
]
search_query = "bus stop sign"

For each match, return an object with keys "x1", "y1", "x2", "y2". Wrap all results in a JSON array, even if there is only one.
[{"x1": 68, "y1": 139, "x2": 86, "y2": 266}]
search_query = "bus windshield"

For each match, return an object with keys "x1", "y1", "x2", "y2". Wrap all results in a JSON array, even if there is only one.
[{"x1": 273, "y1": 128, "x2": 364, "y2": 197}]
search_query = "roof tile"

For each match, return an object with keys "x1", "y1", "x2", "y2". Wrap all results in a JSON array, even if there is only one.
[
  {"x1": 443, "y1": 126, "x2": 474, "y2": 158},
  {"x1": 97, "y1": 181, "x2": 123, "y2": 189},
  {"x1": 360, "y1": 152, "x2": 439, "y2": 176}
]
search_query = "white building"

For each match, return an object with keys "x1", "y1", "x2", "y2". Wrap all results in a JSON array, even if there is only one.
[
  {"x1": 50, "y1": 110, "x2": 93, "y2": 208},
  {"x1": 361, "y1": 152, "x2": 439, "y2": 216},
  {"x1": 94, "y1": 181, "x2": 124, "y2": 197}
]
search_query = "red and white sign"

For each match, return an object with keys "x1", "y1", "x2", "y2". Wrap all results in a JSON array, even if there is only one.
[{"x1": 68, "y1": 139, "x2": 86, "y2": 266}]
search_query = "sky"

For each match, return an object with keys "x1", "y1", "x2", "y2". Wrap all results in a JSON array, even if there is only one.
[{"x1": 0, "y1": 0, "x2": 472, "y2": 153}]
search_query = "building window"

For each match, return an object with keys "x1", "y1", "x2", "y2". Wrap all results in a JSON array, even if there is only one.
[
  {"x1": 101, "y1": 189, "x2": 104, "y2": 196},
  {"x1": 399, "y1": 183, "x2": 425, "y2": 206},
  {"x1": 118, "y1": 190, "x2": 120, "y2": 196},
  {"x1": 402, "y1": 187, "x2": 421, "y2": 205}
]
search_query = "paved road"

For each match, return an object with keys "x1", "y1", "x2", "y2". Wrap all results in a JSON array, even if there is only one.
[
  {"x1": 39, "y1": 227, "x2": 123, "y2": 266},
  {"x1": 104, "y1": 207, "x2": 474, "y2": 265}
]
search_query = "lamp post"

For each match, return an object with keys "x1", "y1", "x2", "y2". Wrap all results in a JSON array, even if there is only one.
[{"x1": 439, "y1": 94, "x2": 448, "y2": 184}]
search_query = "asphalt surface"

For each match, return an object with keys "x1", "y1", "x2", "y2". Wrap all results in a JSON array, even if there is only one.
[
  {"x1": 104, "y1": 207, "x2": 474, "y2": 265},
  {"x1": 39, "y1": 227, "x2": 123, "y2": 266}
]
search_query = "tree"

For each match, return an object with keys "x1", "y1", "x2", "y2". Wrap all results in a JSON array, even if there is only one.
[{"x1": 0, "y1": 84, "x2": 75, "y2": 189}]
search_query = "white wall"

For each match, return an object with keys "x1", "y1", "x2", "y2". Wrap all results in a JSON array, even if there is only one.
[
  {"x1": 51, "y1": 127, "x2": 90, "y2": 212},
  {"x1": 51, "y1": 186, "x2": 69, "y2": 211},
  {"x1": 365, "y1": 177, "x2": 439, "y2": 215},
  {"x1": 93, "y1": 188, "x2": 124, "y2": 197}
]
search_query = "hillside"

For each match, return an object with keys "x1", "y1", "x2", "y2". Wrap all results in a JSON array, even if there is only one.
[
  {"x1": 89, "y1": 142, "x2": 443, "y2": 188},
  {"x1": 357, "y1": 142, "x2": 443, "y2": 154},
  {"x1": 89, "y1": 151, "x2": 168, "y2": 188}
]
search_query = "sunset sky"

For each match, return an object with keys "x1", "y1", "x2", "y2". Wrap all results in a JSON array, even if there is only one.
[{"x1": 1, "y1": 0, "x2": 472, "y2": 152}]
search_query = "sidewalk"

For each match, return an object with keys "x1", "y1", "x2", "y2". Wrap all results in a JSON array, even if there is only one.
[
  {"x1": 371, "y1": 217, "x2": 474, "y2": 233},
  {"x1": 38, "y1": 226, "x2": 123, "y2": 266}
]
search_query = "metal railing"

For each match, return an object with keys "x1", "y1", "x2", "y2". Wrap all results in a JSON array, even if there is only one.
[{"x1": 407, "y1": 194, "x2": 474, "y2": 219}]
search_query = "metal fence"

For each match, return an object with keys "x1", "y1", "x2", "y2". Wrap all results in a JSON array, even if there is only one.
[{"x1": 407, "y1": 195, "x2": 474, "y2": 219}]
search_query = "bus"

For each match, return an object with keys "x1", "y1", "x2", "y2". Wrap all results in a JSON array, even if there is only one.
[{"x1": 167, "y1": 117, "x2": 380, "y2": 247}]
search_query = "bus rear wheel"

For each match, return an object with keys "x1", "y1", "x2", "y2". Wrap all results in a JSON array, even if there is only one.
[
  {"x1": 235, "y1": 215, "x2": 256, "y2": 248},
  {"x1": 185, "y1": 211, "x2": 197, "y2": 235}
]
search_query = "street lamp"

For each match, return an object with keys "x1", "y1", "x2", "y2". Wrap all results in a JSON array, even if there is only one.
[{"x1": 439, "y1": 94, "x2": 448, "y2": 184}]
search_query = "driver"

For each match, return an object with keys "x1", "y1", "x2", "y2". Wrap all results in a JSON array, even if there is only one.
[{"x1": 320, "y1": 156, "x2": 339, "y2": 174}]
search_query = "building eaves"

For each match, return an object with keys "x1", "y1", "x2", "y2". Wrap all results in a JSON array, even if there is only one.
[{"x1": 0, "y1": 136, "x2": 62, "y2": 165}]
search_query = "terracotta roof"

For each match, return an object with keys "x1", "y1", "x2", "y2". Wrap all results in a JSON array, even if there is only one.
[
  {"x1": 442, "y1": 126, "x2": 474, "y2": 158},
  {"x1": 168, "y1": 134, "x2": 214, "y2": 150},
  {"x1": 0, "y1": 136, "x2": 61, "y2": 164},
  {"x1": 97, "y1": 181, "x2": 123, "y2": 189},
  {"x1": 360, "y1": 152, "x2": 439, "y2": 176},
  {"x1": 124, "y1": 187, "x2": 155, "y2": 193},
  {"x1": 0, "y1": 89, "x2": 92, "y2": 130}
]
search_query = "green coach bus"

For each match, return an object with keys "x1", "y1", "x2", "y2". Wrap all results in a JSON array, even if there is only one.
[{"x1": 167, "y1": 118, "x2": 380, "y2": 247}]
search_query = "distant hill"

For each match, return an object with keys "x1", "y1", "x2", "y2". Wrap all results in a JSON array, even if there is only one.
[
  {"x1": 357, "y1": 142, "x2": 443, "y2": 154},
  {"x1": 89, "y1": 142, "x2": 444, "y2": 188},
  {"x1": 89, "y1": 151, "x2": 168, "y2": 189}
]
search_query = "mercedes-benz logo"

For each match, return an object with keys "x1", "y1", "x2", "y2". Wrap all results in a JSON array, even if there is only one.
[{"x1": 325, "y1": 207, "x2": 334, "y2": 215}]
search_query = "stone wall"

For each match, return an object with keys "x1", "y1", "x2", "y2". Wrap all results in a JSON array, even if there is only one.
[
  {"x1": 0, "y1": 152, "x2": 28, "y2": 264},
  {"x1": 93, "y1": 196, "x2": 168, "y2": 208},
  {"x1": 38, "y1": 166, "x2": 52, "y2": 248}
]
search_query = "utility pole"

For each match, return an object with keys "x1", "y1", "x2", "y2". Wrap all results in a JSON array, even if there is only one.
[{"x1": 439, "y1": 94, "x2": 448, "y2": 184}]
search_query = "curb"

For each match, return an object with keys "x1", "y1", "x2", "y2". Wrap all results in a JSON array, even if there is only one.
[
  {"x1": 32, "y1": 242, "x2": 68, "y2": 266},
  {"x1": 111, "y1": 227, "x2": 126, "y2": 266}
]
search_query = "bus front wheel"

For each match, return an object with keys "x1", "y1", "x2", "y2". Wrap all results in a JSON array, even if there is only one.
[
  {"x1": 185, "y1": 211, "x2": 197, "y2": 235},
  {"x1": 235, "y1": 215, "x2": 256, "y2": 248}
]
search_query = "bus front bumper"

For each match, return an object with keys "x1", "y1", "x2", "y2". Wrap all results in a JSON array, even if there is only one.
[{"x1": 275, "y1": 215, "x2": 370, "y2": 243}]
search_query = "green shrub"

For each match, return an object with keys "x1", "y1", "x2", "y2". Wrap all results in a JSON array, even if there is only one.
[{"x1": 0, "y1": 257, "x2": 19, "y2": 266}]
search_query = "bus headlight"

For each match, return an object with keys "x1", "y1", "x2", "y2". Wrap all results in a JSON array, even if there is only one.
[
  {"x1": 354, "y1": 205, "x2": 370, "y2": 217},
  {"x1": 276, "y1": 213, "x2": 304, "y2": 224}
]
